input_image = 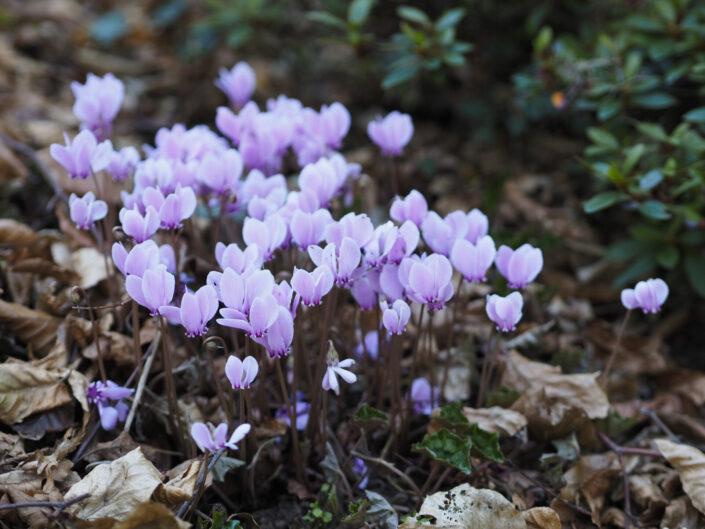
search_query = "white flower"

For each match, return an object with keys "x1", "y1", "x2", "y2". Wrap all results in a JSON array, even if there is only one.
[{"x1": 322, "y1": 358, "x2": 356, "y2": 395}]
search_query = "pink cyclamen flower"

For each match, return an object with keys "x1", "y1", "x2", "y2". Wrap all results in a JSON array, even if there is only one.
[
  {"x1": 320, "y1": 102, "x2": 351, "y2": 149},
  {"x1": 495, "y1": 243, "x2": 543, "y2": 289},
  {"x1": 142, "y1": 184, "x2": 197, "y2": 229},
  {"x1": 119, "y1": 206, "x2": 160, "y2": 243},
  {"x1": 50, "y1": 130, "x2": 113, "y2": 179},
  {"x1": 309, "y1": 238, "x2": 361, "y2": 287},
  {"x1": 191, "y1": 422, "x2": 251, "y2": 453},
  {"x1": 160, "y1": 285, "x2": 218, "y2": 337},
  {"x1": 107, "y1": 146, "x2": 140, "y2": 182},
  {"x1": 125, "y1": 264, "x2": 174, "y2": 315},
  {"x1": 620, "y1": 278, "x2": 668, "y2": 314},
  {"x1": 390, "y1": 190, "x2": 428, "y2": 227},
  {"x1": 367, "y1": 111, "x2": 414, "y2": 156},
  {"x1": 322, "y1": 358, "x2": 356, "y2": 396},
  {"x1": 242, "y1": 215, "x2": 287, "y2": 262},
  {"x1": 450, "y1": 235, "x2": 496, "y2": 283},
  {"x1": 112, "y1": 240, "x2": 160, "y2": 277},
  {"x1": 406, "y1": 254, "x2": 454, "y2": 311},
  {"x1": 69, "y1": 191, "x2": 108, "y2": 230},
  {"x1": 486, "y1": 292, "x2": 523, "y2": 332},
  {"x1": 255, "y1": 305, "x2": 295, "y2": 358},
  {"x1": 219, "y1": 293, "x2": 279, "y2": 338},
  {"x1": 290, "y1": 209, "x2": 333, "y2": 250},
  {"x1": 86, "y1": 380, "x2": 133, "y2": 431},
  {"x1": 410, "y1": 377, "x2": 439, "y2": 415},
  {"x1": 225, "y1": 355, "x2": 259, "y2": 389},
  {"x1": 275, "y1": 392, "x2": 310, "y2": 430},
  {"x1": 381, "y1": 299, "x2": 411, "y2": 335},
  {"x1": 71, "y1": 73, "x2": 124, "y2": 139},
  {"x1": 198, "y1": 150, "x2": 244, "y2": 196},
  {"x1": 216, "y1": 62, "x2": 256, "y2": 107},
  {"x1": 291, "y1": 266, "x2": 334, "y2": 306}
]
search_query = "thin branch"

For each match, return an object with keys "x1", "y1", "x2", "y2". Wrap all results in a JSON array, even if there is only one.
[
  {"x1": 351, "y1": 450, "x2": 423, "y2": 500},
  {"x1": 0, "y1": 493, "x2": 90, "y2": 513},
  {"x1": 123, "y1": 331, "x2": 161, "y2": 433}
]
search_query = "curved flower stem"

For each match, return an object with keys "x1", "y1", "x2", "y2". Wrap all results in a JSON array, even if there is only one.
[
  {"x1": 74, "y1": 287, "x2": 107, "y2": 384},
  {"x1": 131, "y1": 300, "x2": 141, "y2": 372},
  {"x1": 276, "y1": 360, "x2": 304, "y2": 483},
  {"x1": 476, "y1": 326, "x2": 498, "y2": 408},
  {"x1": 203, "y1": 337, "x2": 234, "y2": 429},
  {"x1": 601, "y1": 309, "x2": 631, "y2": 388},
  {"x1": 159, "y1": 316, "x2": 187, "y2": 454},
  {"x1": 441, "y1": 275, "x2": 465, "y2": 398}
]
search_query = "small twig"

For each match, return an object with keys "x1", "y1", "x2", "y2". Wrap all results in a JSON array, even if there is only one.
[
  {"x1": 0, "y1": 493, "x2": 90, "y2": 514},
  {"x1": 597, "y1": 431, "x2": 640, "y2": 528},
  {"x1": 601, "y1": 309, "x2": 631, "y2": 387},
  {"x1": 639, "y1": 407, "x2": 680, "y2": 443},
  {"x1": 177, "y1": 448, "x2": 225, "y2": 519},
  {"x1": 123, "y1": 331, "x2": 161, "y2": 433},
  {"x1": 351, "y1": 451, "x2": 423, "y2": 500}
]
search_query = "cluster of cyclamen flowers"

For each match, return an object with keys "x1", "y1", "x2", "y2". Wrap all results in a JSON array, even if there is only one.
[{"x1": 53, "y1": 63, "x2": 548, "y2": 441}]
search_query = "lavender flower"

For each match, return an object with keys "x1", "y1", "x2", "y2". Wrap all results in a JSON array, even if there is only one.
[
  {"x1": 275, "y1": 392, "x2": 310, "y2": 430},
  {"x1": 485, "y1": 292, "x2": 523, "y2": 332},
  {"x1": 50, "y1": 130, "x2": 112, "y2": 179},
  {"x1": 353, "y1": 457, "x2": 369, "y2": 489},
  {"x1": 495, "y1": 243, "x2": 543, "y2": 289},
  {"x1": 198, "y1": 150, "x2": 243, "y2": 196},
  {"x1": 69, "y1": 191, "x2": 108, "y2": 230},
  {"x1": 290, "y1": 209, "x2": 333, "y2": 250},
  {"x1": 191, "y1": 422, "x2": 251, "y2": 453},
  {"x1": 86, "y1": 380, "x2": 133, "y2": 431},
  {"x1": 119, "y1": 206, "x2": 160, "y2": 243},
  {"x1": 410, "y1": 378, "x2": 439, "y2": 415},
  {"x1": 216, "y1": 62, "x2": 256, "y2": 107},
  {"x1": 112, "y1": 240, "x2": 159, "y2": 277},
  {"x1": 322, "y1": 358, "x2": 356, "y2": 395},
  {"x1": 71, "y1": 73, "x2": 124, "y2": 139},
  {"x1": 621, "y1": 278, "x2": 668, "y2": 314},
  {"x1": 242, "y1": 215, "x2": 287, "y2": 262},
  {"x1": 450, "y1": 235, "x2": 496, "y2": 283},
  {"x1": 125, "y1": 264, "x2": 174, "y2": 315},
  {"x1": 160, "y1": 285, "x2": 218, "y2": 337},
  {"x1": 142, "y1": 184, "x2": 197, "y2": 229},
  {"x1": 291, "y1": 266, "x2": 334, "y2": 306},
  {"x1": 390, "y1": 190, "x2": 428, "y2": 227},
  {"x1": 107, "y1": 146, "x2": 140, "y2": 182},
  {"x1": 381, "y1": 299, "x2": 411, "y2": 335},
  {"x1": 308, "y1": 238, "x2": 361, "y2": 287},
  {"x1": 405, "y1": 254, "x2": 454, "y2": 311},
  {"x1": 225, "y1": 355, "x2": 259, "y2": 389},
  {"x1": 367, "y1": 111, "x2": 413, "y2": 156},
  {"x1": 254, "y1": 305, "x2": 294, "y2": 358}
]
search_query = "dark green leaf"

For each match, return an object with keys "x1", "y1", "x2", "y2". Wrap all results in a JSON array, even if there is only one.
[
  {"x1": 353, "y1": 404, "x2": 389, "y2": 425},
  {"x1": 414, "y1": 429, "x2": 472, "y2": 474},
  {"x1": 439, "y1": 402, "x2": 469, "y2": 426},
  {"x1": 586, "y1": 127, "x2": 619, "y2": 149},
  {"x1": 685, "y1": 252, "x2": 705, "y2": 297},
  {"x1": 583, "y1": 191, "x2": 626, "y2": 213},
  {"x1": 638, "y1": 200, "x2": 671, "y2": 220},
  {"x1": 226, "y1": 26, "x2": 253, "y2": 48},
  {"x1": 382, "y1": 64, "x2": 420, "y2": 89},
  {"x1": 90, "y1": 11, "x2": 128, "y2": 45},
  {"x1": 486, "y1": 387, "x2": 521, "y2": 408},
  {"x1": 657, "y1": 245, "x2": 679, "y2": 269},
  {"x1": 631, "y1": 92, "x2": 678, "y2": 109},
  {"x1": 397, "y1": 6, "x2": 431, "y2": 25},
  {"x1": 624, "y1": 144, "x2": 646, "y2": 173},
  {"x1": 624, "y1": 51, "x2": 642, "y2": 79},
  {"x1": 597, "y1": 100, "x2": 621, "y2": 121},
  {"x1": 636, "y1": 122, "x2": 669, "y2": 141},
  {"x1": 212, "y1": 456, "x2": 245, "y2": 482},
  {"x1": 152, "y1": 0, "x2": 187, "y2": 27},
  {"x1": 639, "y1": 170, "x2": 663, "y2": 190},
  {"x1": 606, "y1": 239, "x2": 655, "y2": 261},
  {"x1": 308, "y1": 11, "x2": 347, "y2": 29},
  {"x1": 364, "y1": 491, "x2": 398, "y2": 529},
  {"x1": 595, "y1": 412, "x2": 641, "y2": 438},
  {"x1": 348, "y1": 0, "x2": 375, "y2": 25},
  {"x1": 435, "y1": 8, "x2": 465, "y2": 32},
  {"x1": 469, "y1": 423, "x2": 503, "y2": 462},
  {"x1": 613, "y1": 255, "x2": 657, "y2": 287},
  {"x1": 684, "y1": 106, "x2": 705, "y2": 123}
]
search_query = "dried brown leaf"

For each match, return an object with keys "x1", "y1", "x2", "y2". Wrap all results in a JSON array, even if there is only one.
[
  {"x1": 655, "y1": 439, "x2": 705, "y2": 515},
  {"x1": 0, "y1": 219, "x2": 38, "y2": 248},
  {"x1": 73, "y1": 501, "x2": 191, "y2": 529},
  {"x1": 65, "y1": 448, "x2": 163, "y2": 522},
  {"x1": 0, "y1": 360, "x2": 73, "y2": 424},
  {"x1": 71, "y1": 247, "x2": 110, "y2": 289},
  {"x1": 523, "y1": 507, "x2": 561, "y2": 529},
  {"x1": 661, "y1": 496, "x2": 700, "y2": 529},
  {"x1": 153, "y1": 459, "x2": 201, "y2": 506},
  {"x1": 399, "y1": 483, "x2": 526, "y2": 529},
  {"x1": 657, "y1": 369, "x2": 705, "y2": 406},
  {"x1": 10, "y1": 257, "x2": 79, "y2": 285},
  {"x1": 460, "y1": 406, "x2": 527, "y2": 437},
  {"x1": 0, "y1": 298, "x2": 61, "y2": 355},
  {"x1": 560, "y1": 454, "x2": 620, "y2": 528}
]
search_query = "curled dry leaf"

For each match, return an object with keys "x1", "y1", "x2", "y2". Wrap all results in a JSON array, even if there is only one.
[
  {"x1": 399, "y1": 483, "x2": 526, "y2": 529},
  {"x1": 655, "y1": 439, "x2": 705, "y2": 516},
  {"x1": 71, "y1": 247, "x2": 110, "y2": 289},
  {"x1": 458, "y1": 406, "x2": 527, "y2": 437},
  {"x1": 656, "y1": 369, "x2": 705, "y2": 406},
  {"x1": 522, "y1": 507, "x2": 561, "y2": 529},
  {"x1": 65, "y1": 447, "x2": 163, "y2": 522},
  {"x1": 0, "y1": 298, "x2": 61, "y2": 356},
  {"x1": 153, "y1": 458, "x2": 202, "y2": 506},
  {"x1": 559, "y1": 453, "x2": 620, "y2": 528}
]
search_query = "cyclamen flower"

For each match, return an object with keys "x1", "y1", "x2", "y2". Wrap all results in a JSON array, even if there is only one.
[
  {"x1": 390, "y1": 190, "x2": 428, "y2": 227},
  {"x1": 410, "y1": 378, "x2": 439, "y2": 415},
  {"x1": 69, "y1": 192, "x2": 108, "y2": 230},
  {"x1": 119, "y1": 206, "x2": 160, "y2": 243},
  {"x1": 126, "y1": 264, "x2": 174, "y2": 315},
  {"x1": 214, "y1": 268, "x2": 275, "y2": 316},
  {"x1": 309, "y1": 238, "x2": 361, "y2": 287},
  {"x1": 71, "y1": 73, "x2": 124, "y2": 139},
  {"x1": 291, "y1": 266, "x2": 334, "y2": 306},
  {"x1": 353, "y1": 458, "x2": 369, "y2": 489},
  {"x1": 486, "y1": 292, "x2": 523, "y2": 332},
  {"x1": 275, "y1": 392, "x2": 310, "y2": 430},
  {"x1": 86, "y1": 380, "x2": 133, "y2": 431},
  {"x1": 367, "y1": 111, "x2": 413, "y2": 156},
  {"x1": 50, "y1": 130, "x2": 112, "y2": 179},
  {"x1": 191, "y1": 422, "x2": 251, "y2": 453},
  {"x1": 621, "y1": 278, "x2": 668, "y2": 314},
  {"x1": 198, "y1": 150, "x2": 243, "y2": 196},
  {"x1": 107, "y1": 146, "x2": 140, "y2": 182},
  {"x1": 405, "y1": 254, "x2": 454, "y2": 311},
  {"x1": 216, "y1": 62, "x2": 256, "y2": 107},
  {"x1": 322, "y1": 358, "x2": 357, "y2": 396},
  {"x1": 225, "y1": 355, "x2": 259, "y2": 389},
  {"x1": 242, "y1": 215, "x2": 287, "y2": 262},
  {"x1": 215, "y1": 242, "x2": 263, "y2": 274},
  {"x1": 421, "y1": 210, "x2": 470, "y2": 256},
  {"x1": 142, "y1": 184, "x2": 197, "y2": 229},
  {"x1": 450, "y1": 235, "x2": 496, "y2": 283},
  {"x1": 290, "y1": 209, "x2": 333, "y2": 250},
  {"x1": 218, "y1": 293, "x2": 279, "y2": 338},
  {"x1": 112, "y1": 240, "x2": 160, "y2": 277},
  {"x1": 319, "y1": 103, "x2": 351, "y2": 150},
  {"x1": 255, "y1": 306, "x2": 294, "y2": 358},
  {"x1": 354, "y1": 330, "x2": 379, "y2": 361},
  {"x1": 382, "y1": 299, "x2": 411, "y2": 335},
  {"x1": 160, "y1": 285, "x2": 218, "y2": 337},
  {"x1": 495, "y1": 244, "x2": 543, "y2": 289}
]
